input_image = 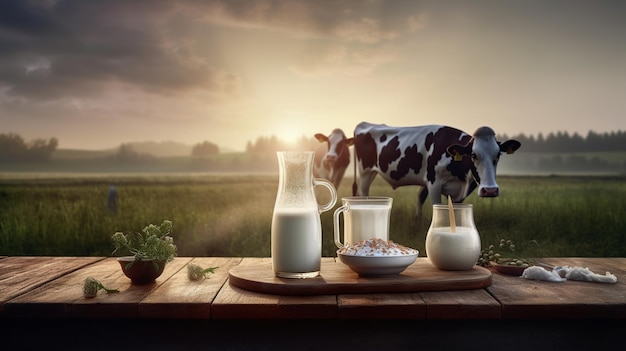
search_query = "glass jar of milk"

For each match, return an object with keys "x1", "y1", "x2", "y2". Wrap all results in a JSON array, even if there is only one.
[{"x1": 425, "y1": 204, "x2": 481, "y2": 271}]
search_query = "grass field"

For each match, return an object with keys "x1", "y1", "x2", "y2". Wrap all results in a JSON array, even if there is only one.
[{"x1": 1, "y1": 174, "x2": 625, "y2": 258}]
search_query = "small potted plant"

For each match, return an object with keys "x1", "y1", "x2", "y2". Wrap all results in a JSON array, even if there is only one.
[{"x1": 112, "y1": 219, "x2": 177, "y2": 284}]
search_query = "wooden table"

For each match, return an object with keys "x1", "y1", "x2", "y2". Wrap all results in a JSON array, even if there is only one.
[{"x1": 1, "y1": 256, "x2": 625, "y2": 349}]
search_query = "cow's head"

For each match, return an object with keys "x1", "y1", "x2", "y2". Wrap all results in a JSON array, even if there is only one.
[
  {"x1": 446, "y1": 127, "x2": 521, "y2": 197},
  {"x1": 314, "y1": 128, "x2": 354, "y2": 167}
]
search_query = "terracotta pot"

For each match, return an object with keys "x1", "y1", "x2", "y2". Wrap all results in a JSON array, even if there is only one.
[{"x1": 118, "y1": 256, "x2": 166, "y2": 284}]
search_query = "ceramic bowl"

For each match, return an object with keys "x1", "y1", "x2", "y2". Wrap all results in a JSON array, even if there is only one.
[
  {"x1": 118, "y1": 257, "x2": 166, "y2": 284},
  {"x1": 491, "y1": 260, "x2": 529, "y2": 276},
  {"x1": 338, "y1": 251, "x2": 419, "y2": 277}
]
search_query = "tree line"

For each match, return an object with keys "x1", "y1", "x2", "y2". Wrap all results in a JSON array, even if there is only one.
[
  {"x1": 0, "y1": 133, "x2": 58, "y2": 162},
  {"x1": 112, "y1": 141, "x2": 220, "y2": 162},
  {"x1": 0, "y1": 133, "x2": 220, "y2": 163},
  {"x1": 245, "y1": 135, "x2": 318, "y2": 154},
  {"x1": 497, "y1": 130, "x2": 626, "y2": 153},
  {"x1": 1, "y1": 129, "x2": 625, "y2": 165},
  {"x1": 245, "y1": 130, "x2": 626, "y2": 154}
]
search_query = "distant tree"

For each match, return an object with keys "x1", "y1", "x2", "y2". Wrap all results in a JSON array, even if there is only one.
[
  {"x1": 296, "y1": 135, "x2": 319, "y2": 151},
  {"x1": 245, "y1": 135, "x2": 279, "y2": 153},
  {"x1": 245, "y1": 134, "x2": 320, "y2": 154},
  {"x1": 535, "y1": 133, "x2": 545, "y2": 152},
  {"x1": 0, "y1": 133, "x2": 27, "y2": 161},
  {"x1": 191, "y1": 141, "x2": 219, "y2": 157},
  {"x1": 0, "y1": 133, "x2": 58, "y2": 162},
  {"x1": 28, "y1": 137, "x2": 58, "y2": 162},
  {"x1": 114, "y1": 143, "x2": 155, "y2": 163},
  {"x1": 115, "y1": 143, "x2": 138, "y2": 162},
  {"x1": 570, "y1": 132, "x2": 585, "y2": 153},
  {"x1": 606, "y1": 130, "x2": 626, "y2": 151}
]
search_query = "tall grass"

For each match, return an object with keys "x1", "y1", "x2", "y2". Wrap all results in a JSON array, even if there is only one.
[{"x1": 1, "y1": 174, "x2": 624, "y2": 258}]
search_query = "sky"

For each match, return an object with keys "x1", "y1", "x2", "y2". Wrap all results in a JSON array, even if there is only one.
[{"x1": 1, "y1": 0, "x2": 625, "y2": 152}]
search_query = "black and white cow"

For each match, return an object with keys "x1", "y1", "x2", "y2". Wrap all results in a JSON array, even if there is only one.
[
  {"x1": 352, "y1": 122, "x2": 521, "y2": 217},
  {"x1": 313, "y1": 128, "x2": 354, "y2": 189}
]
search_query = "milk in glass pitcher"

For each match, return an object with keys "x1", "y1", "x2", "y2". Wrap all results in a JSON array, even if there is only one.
[{"x1": 271, "y1": 151, "x2": 337, "y2": 278}]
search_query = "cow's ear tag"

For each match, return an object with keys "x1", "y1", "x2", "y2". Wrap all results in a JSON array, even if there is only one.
[{"x1": 454, "y1": 151, "x2": 462, "y2": 161}]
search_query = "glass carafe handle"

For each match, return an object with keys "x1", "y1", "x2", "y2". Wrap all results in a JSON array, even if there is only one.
[{"x1": 313, "y1": 178, "x2": 337, "y2": 213}]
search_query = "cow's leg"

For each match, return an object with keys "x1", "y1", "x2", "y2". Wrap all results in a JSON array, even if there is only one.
[
  {"x1": 416, "y1": 187, "x2": 429, "y2": 218},
  {"x1": 331, "y1": 166, "x2": 347, "y2": 190},
  {"x1": 357, "y1": 169, "x2": 377, "y2": 196}
]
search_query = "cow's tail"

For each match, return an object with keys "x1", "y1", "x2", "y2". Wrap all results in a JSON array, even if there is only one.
[{"x1": 352, "y1": 136, "x2": 357, "y2": 196}]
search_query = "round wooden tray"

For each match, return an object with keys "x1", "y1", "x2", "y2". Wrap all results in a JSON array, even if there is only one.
[{"x1": 229, "y1": 257, "x2": 492, "y2": 295}]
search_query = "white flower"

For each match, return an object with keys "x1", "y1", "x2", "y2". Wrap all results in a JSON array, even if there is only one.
[
  {"x1": 187, "y1": 263, "x2": 218, "y2": 281},
  {"x1": 82, "y1": 277, "x2": 119, "y2": 298}
]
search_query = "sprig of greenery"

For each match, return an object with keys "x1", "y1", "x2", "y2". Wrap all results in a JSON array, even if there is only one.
[
  {"x1": 187, "y1": 263, "x2": 219, "y2": 281},
  {"x1": 477, "y1": 239, "x2": 538, "y2": 267},
  {"x1": 83, "y1": 277, "x2": 119, "y2": 298},
  {"x1": 111, "y1": 220, "x2": 177, "y2": 266}
]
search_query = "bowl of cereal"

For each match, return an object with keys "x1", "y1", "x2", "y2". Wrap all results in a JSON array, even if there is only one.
[{"x1": 337, "y1": 238, "x2": 419, "y2": 277}]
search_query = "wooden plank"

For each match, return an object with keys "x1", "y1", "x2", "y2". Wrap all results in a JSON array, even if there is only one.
[
  {"x1": 540, "y1": 257, "x2": 626, "y2": 275},
  {"x1": 421, "y1": 289, "x2": 501, "y2": 319},
  {"x1": 3, "y1": 256, "x2": 624, "y2": 321},
  {"x1": 487, "y1": 258, "x2": 626, "y2": 319},
  {"x1": 338, "y1": 293, "x2": 426, "y2": 319},
  {"x1": 71, "y1": 257, "x2": 192, "y2": 318},
  {"x1": 3, "y1": 257, "x2": 190, "y2": 318},
  {"x1": 0, "y1": 256, "x2": 104, "y2": 315},
  {"x1": 229, "y1": 257, "x2": 492, "y2": 295},
  {"x1": 212, "y1": 257, "x2": 337, "y2": 319},
  {"x1": 2, "y1": 257, "x2": 121, "y2": 318},
  {"x1": 139, "y1": 257, "x2": 242, "y2": 319}
]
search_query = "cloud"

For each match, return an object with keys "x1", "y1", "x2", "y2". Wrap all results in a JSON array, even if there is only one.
[
  {"x1": 196, "y1": 1, "x2": 419, "y2": 78},
  {"x1": 0, "y1": 0, "x2": 243, "y2": 101},
  {"x1": 289, "y1": 44, "x2": 397, "y2": 77},
  {"x1": 407, "y1": 13, "x2": 428, "y2": 32},
  {"x1": 200, "y1": 0, "x2": 418, "y2": 43},
  {"x1": 0, "y1": 0, "x2": 426, "y2": 102}
]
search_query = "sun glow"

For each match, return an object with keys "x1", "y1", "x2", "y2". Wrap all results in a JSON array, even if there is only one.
[
  {"x1": 273, "y1": 115, "x2": 314, "y2": 146},
  {"x1": 279, "y1": 131, "x2": 301, "y2": 145}
]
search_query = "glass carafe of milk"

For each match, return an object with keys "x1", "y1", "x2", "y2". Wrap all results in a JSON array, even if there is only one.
[
  {"x1": 271, "y1": 151, "x2": 337, "y2": 278},
  {"x1": 425, "y1": 204, "x2": 481, "y2": 271}
]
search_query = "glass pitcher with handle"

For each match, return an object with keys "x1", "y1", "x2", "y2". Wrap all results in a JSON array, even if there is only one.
[{"x1": 271, "y1": 151, "x2": 337, "y2": 278}]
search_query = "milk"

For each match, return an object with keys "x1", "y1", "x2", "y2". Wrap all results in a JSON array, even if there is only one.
[
  {"x1": 344, "y1": 204, "x2": 390, "y2": 245},
  {"x1": 425, "y1": 226, "x2": 481, "y2": 270},
  {"x1": 271, "y1": 208, "x2": 322, "y2": 278}
]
